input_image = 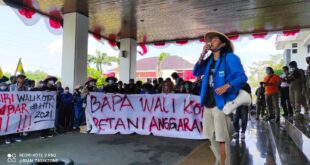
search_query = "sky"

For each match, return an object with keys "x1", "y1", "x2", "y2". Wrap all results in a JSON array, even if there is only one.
[{"x1": 0, "y1": 5, "x2": 283, "y2": 77}]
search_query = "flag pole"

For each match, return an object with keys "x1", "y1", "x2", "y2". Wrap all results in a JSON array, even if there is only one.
[{"x1": 12, "y1": 58, "x2": 21, "y2": 82}]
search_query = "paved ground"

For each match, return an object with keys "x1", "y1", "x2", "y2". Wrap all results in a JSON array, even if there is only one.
[{"x1": 0, "y1": 132, "x2": 203, "y2": 165}]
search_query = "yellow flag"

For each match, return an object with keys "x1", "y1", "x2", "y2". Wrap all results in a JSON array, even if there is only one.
[
  {"x1": 0, "y1": 67, "x2": 3, "y2": 78},
  {"x1": 16, "y1": 59, "x2": 25, "y2": 74}
]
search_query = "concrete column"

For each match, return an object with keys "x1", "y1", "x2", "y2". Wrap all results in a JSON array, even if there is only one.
[
  {"x1": 119, "y1": 38, "x2": 137, "y2": 83},
  {"x1": 61, "y1": 12, "x2": 88, "y2": 91}
]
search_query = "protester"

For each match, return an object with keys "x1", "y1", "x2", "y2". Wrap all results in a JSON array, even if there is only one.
[
  {"x1": 255, "y1": 82, "x2": 266, "y2": 120},
  {"x1": 104, "y1": 77, "x2": 119, "y2": 93},
  {"x1": 0, "y1": 82, "x2": 12, "y2": 144},
  {"x1": 193, "y1": 31, "x2": 247, "y2": 165},
  {"x1": 171, "y1": 72, "x2": 184, "y2": 92},
  {"x1": 6, "y1": 74, "x2": 28, "y2": 143},
  {"x1": 162, "y1": 80, "x2": 175, "y2": 94},
  {"x1": 287, "y1": 61, "x2": 308, "y2": 118},
  {"x1": 40, "y1": 75, "x2": 57, "y2": 138},
  {"x1": 180, "y1": 81, "x2": 193, "y2": 94},
  {"x1": 232, "y1": 83, "x2": 251, "y2": 140},
  {"x1": 140, "y1": 83, "x2": 155, "y2": 94},
  {"x1": 263, "y1": 67, "x2": 281, "y2": 122},
  {"x1": 280, "y1": 66, "x2": 293, "y2": 118},
  {"x1": 73, "y1": 85, "x2": 84, "y2": 130},
  {"x1": 60, "y1": 87, "x2": 74, "y2": 130},
  {"x1": 81, "y1": 77, "x2": 98, "y2": 133}
]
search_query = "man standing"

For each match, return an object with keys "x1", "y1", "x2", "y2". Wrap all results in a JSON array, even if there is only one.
[
  {"x1": 287, "y1": 61, "x2": 308, "y2": 118},
  {"x1": 171, "y1": 72, "x2": 184, "y2": 92},
  {"x1": 8, "y1": 74, "x2": 28, "y2": 143},
  {"x1": 280, "y1": 66, "x2": 293, "y2": 118},
  {"x1": 81, "y1": 77, "x2": 98, "y2": 133},
  {"x1": 255, "y1": 82, "x2": 266, "y2": 120},
  {"x1": 193, "y1": 31, "x2": 247, "y2": 165},
  {"x1": 41, "y1": 75, "x2": 58, "y2": 138},
  {"x1": 263, "y1": 67, "x2": 281, "y2": 122},
  {"x1": 60, "y1": 87, "x2": 74, "y2": 130}
]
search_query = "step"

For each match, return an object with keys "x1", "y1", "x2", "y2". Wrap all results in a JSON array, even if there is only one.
[
  {"x1": 268, "y1": 121, "x2": 309, "y2": 165},
  {"x1": 230, "y1": 115, "x2": 277, "y2": 165},
  {"x1": 284, "y1": 115, "x2": 310, "y2": 162}
]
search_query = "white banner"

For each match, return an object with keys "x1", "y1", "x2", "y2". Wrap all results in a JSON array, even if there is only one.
[
  {"x1": 87, "y1": 93, "x2": 205, "y2": 139},
  {"x1": 0, "y1": 92, "x2": 56, "y2": 136}
]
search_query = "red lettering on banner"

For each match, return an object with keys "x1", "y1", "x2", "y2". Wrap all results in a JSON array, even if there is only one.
[
  {"x1": 120, "y1": 95, "x2": 134, "y2": 111},
  {"x1": 192, "y1": 119, "x2": 200, "y2": 133},
  {"x1": 90, "y1": 96, "x2": 101, "y2": 113},
  {"x1": 107, "y1": 118, "x2": 115, "y2": 129},
  {"x1": 112, "y1": 95, "x2": 122, "y2": 111},
  {"x1": 17, "y1": 115, "x2": 22, "y2": 132},
  {"x1": 5, "y1": 116, "x2": 10, "y2": 132},
  {"x1": 193, "y1": 103, "x2": 203, "y2": 118},
  {"x1": 21, "y1": 103, "x2": 29, "y2": 114},
  {"x1": 102, "y1": 96, "x2": 112, "y2": 111},
  {"x1": 172, "y1": 98, "x2": 176, "y2": 113},
  {"x1": 162, "y1": 97, "x2": 169, "y2": 113},
  {"x1": 7, "y1": 104, "x2": 30, "y2": 116},
  {"x1": 127, "y1": 118, "x2": 139, "y2": 129},
  {"x1": 21, "y1": 115, "x2": 27, "y2": 132},
  {"x1": 154, "y1": 97, "x2": 163, "y2": 112},
  {"x1": 183, "y1": 99, "x2": 195, "y2": 114},
  {"x1": 142, "y1": 117, "x2": 146, "y2": 129},
  {"x1": 0, "y1": 93, "x2": 14, "y2": 104},
  {"x1": 184, "y1": 118, "x2": 191, "y2": 131},
  {"x1": 0, "y1": 105, "x2": 5, "y2": 115},
  {"x1": 115, "y1": 118, "x2": 125, "y2": 129},
  {"x1": 177, "y1": 118, "x2": 185, "y2": 131},
  {"x1": 149, "y1": 116, "x2": 159, "y2": 131},
  {"x1": 140, "y1": 97, "x2": 154, "y2": 113}
]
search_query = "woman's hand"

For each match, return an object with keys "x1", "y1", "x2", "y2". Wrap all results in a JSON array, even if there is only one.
[
  {"x1": 215, "y1": 83, "x2": 231, "y2": 95},
  {"x1": 198, "y1": 43, "x2": 211, "y2": 64}
]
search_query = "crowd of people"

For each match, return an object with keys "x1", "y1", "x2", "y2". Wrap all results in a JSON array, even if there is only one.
[
  {"x1": 0, "y1": 71, "x2": 203, "y2": 144},
  {"x1": 255, "y1": 57, "x2": 310, "y2": 122}
]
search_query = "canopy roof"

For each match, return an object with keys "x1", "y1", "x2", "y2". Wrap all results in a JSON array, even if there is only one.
[{"x1": 2, "y1": 0, "x2": 310, "y2": 44}]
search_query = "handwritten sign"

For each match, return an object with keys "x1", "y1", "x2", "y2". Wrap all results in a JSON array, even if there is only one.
[
  {"x1": 87, "y1": 93, "x2": 205, "y2": 139},
  {"x1": 0, "y1": 92, "x2": 56, "y2": 135}
]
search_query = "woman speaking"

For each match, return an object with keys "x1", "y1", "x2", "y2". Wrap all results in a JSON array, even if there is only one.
[{"x1": 193, "y1": 31, "x2": 248, "y2": 165}]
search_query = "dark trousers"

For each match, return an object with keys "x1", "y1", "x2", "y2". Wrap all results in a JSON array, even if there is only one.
[
  {"x1": 280, "y1": 87, "x2": 293, "y2": 116},
  {"x1": 60, "y1": 105, "x2": 73, "y2": 129},
  {"x1": 233, "y1": 105, "x2": 249, "y2": 133}
]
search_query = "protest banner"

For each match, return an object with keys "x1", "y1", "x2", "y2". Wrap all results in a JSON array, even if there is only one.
[
  {"x1": 87, "y1": 93, "x2": 205, "y2": 139},
  {"x1": 0, "y1": 92, "x2": 56, "y2": 135}
]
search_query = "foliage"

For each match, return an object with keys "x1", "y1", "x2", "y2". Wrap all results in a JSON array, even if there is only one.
[
  {"x1": 87, "y1": 50, "x2": 119, "y2": 74},
  {"x1": 248, "y1": 54, "x2": 284, "y2": 90},
  {"x1": 87, "y1": 66, "x2": 107, "y2": 87},
  {"x1": 157, "y1": 52, "x2": 170, "y2": 77}
]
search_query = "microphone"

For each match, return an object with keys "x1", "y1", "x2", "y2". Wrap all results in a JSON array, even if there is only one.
[{"x1": 203, "y1": 43, "x2": 212, "y2": 60}]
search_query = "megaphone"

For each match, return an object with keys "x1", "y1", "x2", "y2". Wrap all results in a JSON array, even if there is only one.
[{"x1": 223, "y1": 90, "x2": 252, "y2": 115}]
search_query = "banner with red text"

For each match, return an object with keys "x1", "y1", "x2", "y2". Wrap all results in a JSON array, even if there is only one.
[
  {"x1": 0, "y1": 92, "x2": 56, "y2": 136},
  {"x1": 87, "y1": 93, "x2": 205, "y2": 139}
]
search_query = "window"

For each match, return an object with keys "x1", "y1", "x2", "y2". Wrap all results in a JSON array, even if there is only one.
[
  {"x1": 307, "y1": 44, "x2": 310, "y2": 53},
  {"x1": 292, "y1": 43, "x2": 298, "y2": 48},
  {"x1": 292, "y1": 49, "x2": 298, "y2": 54}
]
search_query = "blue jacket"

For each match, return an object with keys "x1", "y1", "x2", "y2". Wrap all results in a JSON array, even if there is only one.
[
  {"x1": 193, "y1": 52, "x2": 248, "y2": 110},
  {"x1": 60, "y1": 93, "x2": 73, "y2": 107}
]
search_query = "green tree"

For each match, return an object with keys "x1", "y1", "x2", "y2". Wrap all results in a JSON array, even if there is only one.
[
  {"x1": 87, "y1": 50, "x2": 119, "y2": 74},
  {"x1": 87, "y1": 66, "x2": 107, "y2": 87},
  {"x1": 25, "y1": 70, "x2": 48, "y2": 82},
  {"x1": 248, "y1": 54, "x2": 284, "y2": 90},
  {"x1": 157, "y1": 52, "x2": 169, "y2": 77}
]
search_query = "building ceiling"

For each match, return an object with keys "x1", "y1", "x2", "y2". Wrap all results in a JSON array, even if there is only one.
[{"x1": 2, "y1": 0, "x2": 310, "y2": 44}]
